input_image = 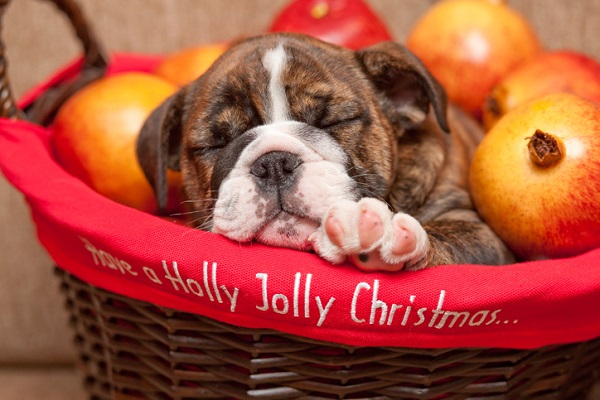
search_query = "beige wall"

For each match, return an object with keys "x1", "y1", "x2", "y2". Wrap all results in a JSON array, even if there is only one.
[
  {"x1": 5, "y1": 0, "x2": 600, "y2": 99},
  {"x1": 1, "y1": 0, "x2": 599, "y2": 365}
]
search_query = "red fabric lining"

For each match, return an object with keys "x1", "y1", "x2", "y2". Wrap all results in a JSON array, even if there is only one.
[{"x1": 1, "y1": 53, "x2": 599, "y2": 349}]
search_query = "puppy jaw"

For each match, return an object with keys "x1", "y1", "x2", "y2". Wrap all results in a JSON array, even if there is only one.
[{"x1": 211, "y1": 121, "x2": 359, "y2": 249}]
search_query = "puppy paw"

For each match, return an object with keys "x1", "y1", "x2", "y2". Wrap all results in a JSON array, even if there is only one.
[{"x1": 310, "y1": 198, "x2": 430, "y2": 272}]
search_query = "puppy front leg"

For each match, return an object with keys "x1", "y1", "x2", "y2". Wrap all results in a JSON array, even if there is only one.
[
  {"x1": 310, "y1": 200, "x2": 514, "y2": 271},
  {"x1": 422, "y1": 218, "x2": 515, "y2": 267},
  {"x1": 310, "y1": 198, "x2": 431, "y2": 271}
]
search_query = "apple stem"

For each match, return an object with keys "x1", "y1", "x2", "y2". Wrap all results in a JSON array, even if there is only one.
[
  {"x1": 310, "y1": 2, "x2": 329, "y2": 19},
  {"x1": 527, "y1": 130, "x2": 564, "y2": 168}
]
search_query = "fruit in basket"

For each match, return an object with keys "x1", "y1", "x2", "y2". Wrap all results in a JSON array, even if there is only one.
[
  {"x1": 53, "y1": 72, "x2": 182, "y2": 214},
  {"x1": 482, "y1": 50, "x2": 600, "y2": 129},
  {"x1": 153, "y1": 43, "x2": 228, "y2": 87},
  {"x1": 268, "y1": 0, "x2": 393, "y2": 49},
  {"x1": 406, "y1": 0, "x2": 541, "y2": 118},
  {"x1": 470, "y1": 93, "x2": 600, "y2": 261}
]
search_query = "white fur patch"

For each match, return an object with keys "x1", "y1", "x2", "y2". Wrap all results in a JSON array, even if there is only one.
[
  {"x1": 241, "y1": 122, "x2": 348, "y2": 167},
  {"x1": 262, "y1": 44, "x2": 291, "y2": 123}
]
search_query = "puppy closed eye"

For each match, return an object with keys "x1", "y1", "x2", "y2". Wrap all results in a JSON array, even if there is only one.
[
  {"x1": 318, "y1": 102, "x2": 367, "y2": 130},
  {"x1": 319, "y1": 114, "x2": 365, "y2": 130},
  {"x1": 189, "y1": 144, "x2": 224, "y2": 159},
  {"x1": 188, "y1": 134, "x2": 227, "y2": 159}
]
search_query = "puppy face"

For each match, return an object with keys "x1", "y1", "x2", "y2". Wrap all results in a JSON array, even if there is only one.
[
  {"x1": 137, "y1": 33, "x2": 448, "y2": 251},
  {"x1": 183, "y1": 39, "x2": 396, "y2": 250}
]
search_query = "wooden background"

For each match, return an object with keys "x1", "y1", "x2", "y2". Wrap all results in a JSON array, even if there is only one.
[{"x1": 1, "y1": 0, "x2": 599, "y2": 364}]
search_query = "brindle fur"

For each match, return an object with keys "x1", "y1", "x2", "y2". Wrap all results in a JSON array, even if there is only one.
[
  {"x1": 137, "y1": 33, "x2": 514, "y2": 269},
  {"x1": 393, "y1": 108, "x2": 515, "y2": 267}
]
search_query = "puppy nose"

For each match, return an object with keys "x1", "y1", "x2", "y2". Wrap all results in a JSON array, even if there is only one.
[{"x1": 250, "y1": 151, "x2": 302, "y2": 188}]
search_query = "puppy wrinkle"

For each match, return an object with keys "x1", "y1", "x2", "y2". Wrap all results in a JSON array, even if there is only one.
[{"x1": 241, "y1": 123, "x2": 349, "y2": 167}]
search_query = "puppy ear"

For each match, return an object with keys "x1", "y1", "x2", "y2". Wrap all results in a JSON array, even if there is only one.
[
  {"x1": 136, "y1": 89, "x2": 186, "y2": 212},
  {"x1": 356, "y1": 41, "x2": 450, "y2": 133}
]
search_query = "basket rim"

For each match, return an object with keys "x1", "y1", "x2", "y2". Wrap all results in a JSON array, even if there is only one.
[{"x1": 2, "y1": 53, "x2": 600, "y2": 350}]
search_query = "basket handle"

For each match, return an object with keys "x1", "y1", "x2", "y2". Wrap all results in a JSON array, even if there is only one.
[{"x1": 0, "y1": 0, "x2": 109, "y2": 124}]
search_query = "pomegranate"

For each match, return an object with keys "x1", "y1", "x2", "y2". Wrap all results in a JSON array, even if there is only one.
[
  {"x1": 483, "y1": 50, "x2": 600, "y2": 129},
  {"x1": 470, "y1": 93, "x2": 600, "y2": 261},
  {"x1": 406, "y1": 0, "x2": 541, "y2": 119}
]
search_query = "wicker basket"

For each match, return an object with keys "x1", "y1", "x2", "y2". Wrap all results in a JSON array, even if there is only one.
[
  {"x1": 2, "y1": 1, "x2": 600, "y2": 399},
  {"x1": 55, "y1": 268, "x2": 600, "y2": 400}
]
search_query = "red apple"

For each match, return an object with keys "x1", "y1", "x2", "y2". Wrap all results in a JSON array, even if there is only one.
[
  {"x1": 268, "y1": 0, "x2": 393, "y2": 49},
  {"x1": 406, "y1": 0, "x2": 541, "y2": 119},
  {"x1": 470, "y1": 93, "x2": 600, "y2": 261},
  {"x1": 483, "y1": 50, "x2": 600, "y2": 129}
]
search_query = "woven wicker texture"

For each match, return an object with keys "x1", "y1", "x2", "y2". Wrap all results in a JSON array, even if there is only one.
[
  {"x1": 57, "y1": 269, "x2": 600, "y2": 400},
  {"x1": 0, "y1": 0, "x2": 21, "y2": 119}
]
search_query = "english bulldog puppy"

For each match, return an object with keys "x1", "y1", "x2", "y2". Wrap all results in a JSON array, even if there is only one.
[{"x1": 137, "y1": 33, "x2": 514, "y2": 271}]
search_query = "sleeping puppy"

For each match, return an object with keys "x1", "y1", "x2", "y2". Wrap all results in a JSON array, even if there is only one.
[{"x1": 137, "y1": 32, "x2": 514, "y2": 272}]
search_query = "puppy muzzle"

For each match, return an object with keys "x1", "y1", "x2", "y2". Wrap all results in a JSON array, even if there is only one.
[{"x1": 211, "y1": 121, "x2": 358, "y2": 250}]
